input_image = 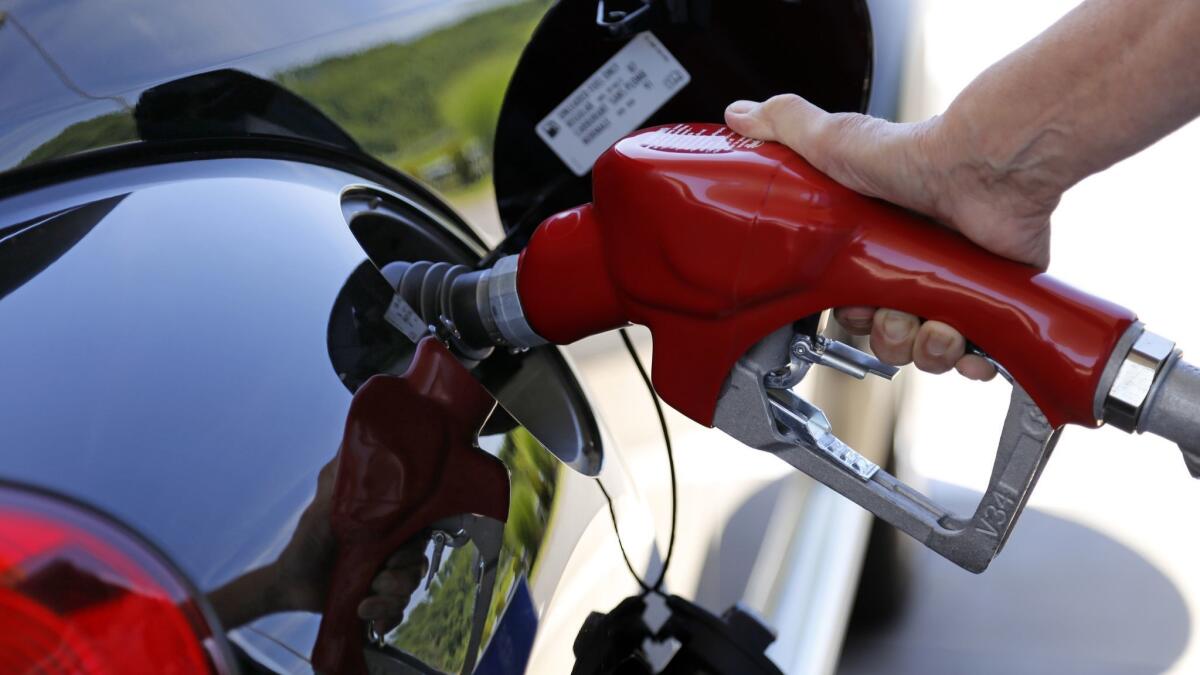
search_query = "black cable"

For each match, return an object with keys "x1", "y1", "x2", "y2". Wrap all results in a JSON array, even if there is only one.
[
  {"x1": 618, "y1": 327, "x2": 677, "y2": 594},
  {"x1": 595, "y1": 478, "x2": 651, "y2": 593},
  {"x1": 477, "y1": 175, "x2": 572, "y2": 269}
]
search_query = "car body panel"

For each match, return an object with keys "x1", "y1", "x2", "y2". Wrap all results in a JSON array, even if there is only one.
[
  {"x1": 0, "y1": 0, "x2": 909, "y2": 671},
  {"x1": 1, "y1": 0, "x2": 548, "y2": 206},
  {"x1": 0, "y1": 157, "x2": 655, "y2": 671}
]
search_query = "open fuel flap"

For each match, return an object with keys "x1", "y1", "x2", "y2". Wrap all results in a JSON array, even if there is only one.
[
  {"x1": 482, "y1": 4, "x2": 876, "y2": 672},
  {"x1": 491, "y1": 0, "x2": 873, "y2": 250}
]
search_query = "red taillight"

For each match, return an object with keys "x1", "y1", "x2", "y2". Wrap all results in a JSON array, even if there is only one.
[{"x1": 0, "y1": 485, "x2": 232, "y2": 674}]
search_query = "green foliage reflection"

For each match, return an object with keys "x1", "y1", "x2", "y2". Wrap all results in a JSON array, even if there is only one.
[
  {"x1": 277, "y1": 0, "x2": 549, "y2": 193},
  {"x1": 20, "y1": 0, "x2": 548, "y2": 194},
  {"x1": 20, "y1": 112, "x2": 136, "y2": 167},
  {"x1": 389, "y1": 427, "x2": 560, "y2": 671}
]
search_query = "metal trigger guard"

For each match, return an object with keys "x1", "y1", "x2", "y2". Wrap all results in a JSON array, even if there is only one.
[
  {"x1": 437, "y1": 513, "x2": 505, "y2": 675},
  {"x1": 713, "y1": 327, "x2": 1061, "y2": 573},
  {"x1": 365, "y1": 513, "x2": 504, "y2": 674}
]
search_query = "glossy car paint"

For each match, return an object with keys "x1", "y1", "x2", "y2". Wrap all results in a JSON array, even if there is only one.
[
  {"x1": 0, "y1": 0, "x2": 670, "y2": 670},
  {"x1": 0, "y1": 0, "x2": 910, "y2": 672},
  {"x1": 518, "y1": 124, "x2": 1136, "y2": 428},
  {"x1": 1, "y1": 0, "x2": 555, "y2": 217},
  {"x1": 0, "y1": 158, "x2": 655, "y2": 672}
]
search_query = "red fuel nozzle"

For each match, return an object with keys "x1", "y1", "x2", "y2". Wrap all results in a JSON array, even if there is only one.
[
  {"x1": 380, "y1": 124, "x2": 1200, "y2": 574},
  {"x1": 516, "y1": 123, "x2": 1135, "y2": 428}
]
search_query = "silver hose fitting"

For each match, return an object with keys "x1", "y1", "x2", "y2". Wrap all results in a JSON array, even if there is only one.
[
  {"x1": 1138, "y1": 354, "x2": 1200, "y2": 477},
  {"x1": 379, "y1": 255, "x2": 546, "y2": 359},
  {"x1": 1101, "y1": 327, "x2": 1200, "y2": 477},
  {"x1": 486, "y1": 255, "x2": 548, "y2": 349},
  {"x1": 1102, "y1": 330, "x2": 1176, "y2": 433}
]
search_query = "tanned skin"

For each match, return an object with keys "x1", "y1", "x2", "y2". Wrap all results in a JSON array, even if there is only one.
[{"x1": 725, "y1": 0, "x2": 1200, "y2": 380}]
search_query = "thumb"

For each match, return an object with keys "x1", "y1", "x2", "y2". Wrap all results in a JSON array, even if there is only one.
[
  {"x1": 728, "y1": 95, "x2": 873, "y2": 194},
  {"x1": 725, "y1": 94, "x2": 837, "y2": 161},
  {"x1": 725, "y1": 95, "x2": 825, "y2": 151},
  {"x1": 726, "y1": 95, "x2": 936, "y2": 214}
]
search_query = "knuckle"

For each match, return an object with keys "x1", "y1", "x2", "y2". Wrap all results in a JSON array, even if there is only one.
[
  {"x1": 836, "y1": 306, "x2": 875, "y2": 334},
  {"x1": 763, "y1": 94, "x2": 818, "y2": 149},
  {"x1": 763, "y1": 93, "x2": 803, "y2": 115},
  {"x1": 820, "y1": 112, "x2": 872, "y2": 146},
  {"x1": 808, "y1": 113, "x2": 881, "y2": 183},
  {"x1": 824, "y1": 111, "x2": 867, "y2": 133},
  {"x1": 371, "y1": 574, "x2": 396, "y2": 594}
]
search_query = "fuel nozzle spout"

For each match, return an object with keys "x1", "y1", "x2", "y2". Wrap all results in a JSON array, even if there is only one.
[
  {"x1": 1101, "y1": 328, "x2": 1200, "y2": 476},
  {"x1": 380, "y1": 255, "x2": 546, "y2": 360}
]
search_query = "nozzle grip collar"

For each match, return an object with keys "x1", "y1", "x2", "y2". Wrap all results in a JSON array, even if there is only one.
[{"x1": 487, "y1": 254, "x2": 547, "y2": 349}]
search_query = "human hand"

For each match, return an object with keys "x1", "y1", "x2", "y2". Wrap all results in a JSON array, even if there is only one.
[
  {"x1": 355, "y1": 537, "x2": 429, "y2": 635},
  {"x1": 209, "y1": 458, "x2": 427, "y2": 631},
  {"x1": 272, "y1": 459, "x2": 428, "y2": 628},
  {"x1": 725, "y1": 95, "x2": 1065, "y2": 380}
]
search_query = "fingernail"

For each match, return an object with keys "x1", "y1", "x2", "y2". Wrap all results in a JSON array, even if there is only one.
[
  {"x1": 926, "y1": 332, "x2": 951, "y2": 357},
  {"x1": 883, "y1": 313, "x2": 909, "y2": 341},
  {"x1": 726, "y1": 100, "x2": 756, "y2": 116}
]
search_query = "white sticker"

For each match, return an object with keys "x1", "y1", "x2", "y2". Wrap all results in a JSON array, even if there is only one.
[
  {"x1": 384, "y1": 294, "x2": 430, "y2": 343},
  {"x1": 536, "y1": 32, "x2": 690, "y2": 176}
]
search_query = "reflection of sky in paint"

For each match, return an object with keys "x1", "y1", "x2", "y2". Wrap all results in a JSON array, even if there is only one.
[
  {"x1": 0, "y1": 0, "x2": 518, "y2": 124},
  {"x1": 478, "y1": 432, "x2": 507, "y2": 458}
]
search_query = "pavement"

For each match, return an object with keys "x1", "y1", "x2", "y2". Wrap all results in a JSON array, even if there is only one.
[{"x1": 838, "y1": 2, "x2": 1200, "y2": 673}]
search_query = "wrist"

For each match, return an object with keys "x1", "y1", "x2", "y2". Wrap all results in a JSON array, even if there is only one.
[
  {"x1": 928, "y1": 100, "x2": 1071, "y2": 222},
  {"x1": 208, "y1": 564, "x2": 283, "y2": 629},
  {"x1": 908, "y1": 112, "x2": 968, "y2": 222}
]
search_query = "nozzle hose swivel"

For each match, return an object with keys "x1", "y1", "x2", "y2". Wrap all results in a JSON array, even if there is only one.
[
  {"x1": 1101, "y1": 327, "x2": 1200, "y2": 477},
  {"x1": 1139, "y1": 355, "x2": 1200, "y2": 477}
]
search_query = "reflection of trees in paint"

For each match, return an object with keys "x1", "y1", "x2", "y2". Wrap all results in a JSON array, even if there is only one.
[
  {"x1": 390, "y1": 427, "x2": 560, "y2": 670},
  {"x1": 19, "y1": 112, "x2": 136, "y2": 167},
  {"x1": 21, "y1": 0, "x2": 549, "y2": 195},
  {"x1": 503, "y1": 427, "x2": 559, "y2": 560},
  {"x1": 277, "y1": 0, "x2": 550, "y2": 193},
  {"x1": 390, "y1": 544, "x2": 474, "y2": 672}
]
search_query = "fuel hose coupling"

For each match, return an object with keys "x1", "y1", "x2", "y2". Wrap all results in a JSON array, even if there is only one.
[
  {"x1": 1101, "y1": 326, "x2": 1200, "y2": 477},
  {"x1": 380, "y1": 255, "x2": 547, "y2": 360}
]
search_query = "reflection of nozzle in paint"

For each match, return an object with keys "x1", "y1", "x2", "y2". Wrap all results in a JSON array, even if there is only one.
[
  {"x1": 458, "y1": 515, "x2": 505, "y2": 675},
  {"x1": 313, "y1": 338, "x2": 509, "y2": 675}
]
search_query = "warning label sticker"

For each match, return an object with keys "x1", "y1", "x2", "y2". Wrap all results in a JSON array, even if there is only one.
[
  {"x1": 383, "y1": 294, "x2": 429, "y2": 343},
  {"x1": 536, "y1": 32, "x2": 690, "y2": 176}
]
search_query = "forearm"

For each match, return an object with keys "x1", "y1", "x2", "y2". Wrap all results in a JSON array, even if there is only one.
[
  {"x1": 941, "y1": 0, "x2": 1200, "y2": 192},
  {"x1": 207, "y1": 565, "x2": 282, "y2": 630}
]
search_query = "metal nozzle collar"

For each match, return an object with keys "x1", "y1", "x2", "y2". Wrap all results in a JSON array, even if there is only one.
[
  {"x1": 1103, "y1": 329, "x2": 1176, "y2": 432},
  {"x1": 487, "y1": 255, "x2": 547, "y2": 349}
]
